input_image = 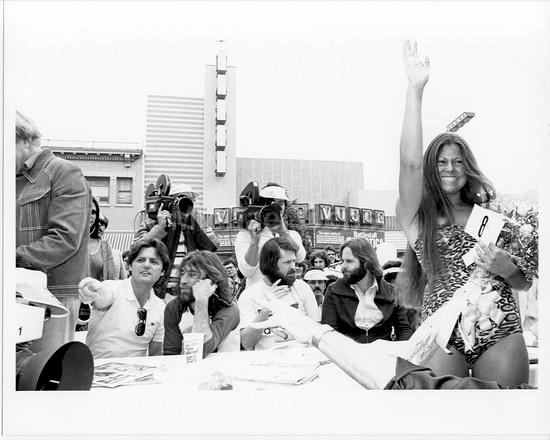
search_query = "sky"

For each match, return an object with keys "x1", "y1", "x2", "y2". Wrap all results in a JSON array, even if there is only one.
[{"x1": 5, "y1": 1, "x2": 550, "y2": 195}]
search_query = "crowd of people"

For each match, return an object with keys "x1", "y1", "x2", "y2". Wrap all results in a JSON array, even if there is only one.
[{"x1": 15, "y1": 41, "x2": 538, "y2": 390}]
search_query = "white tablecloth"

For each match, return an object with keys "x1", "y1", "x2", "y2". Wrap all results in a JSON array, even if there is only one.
[{"x1": 91, "y1": 346, "x2": 366, "y2": 391}]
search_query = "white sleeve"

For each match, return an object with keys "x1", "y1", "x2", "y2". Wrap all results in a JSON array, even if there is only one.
[
  {"x1": 152, "y1": 302, "x2": 166, "y2": 343},
  {"x1": 236, "y1": 288, "x2": 260, "y2": 330},
  {"x1": 235, "y1": 230, "x2": 258, "y2": 279},
  {"x1": 287, "y1": 230, "x2": 306, "y2": 263}
]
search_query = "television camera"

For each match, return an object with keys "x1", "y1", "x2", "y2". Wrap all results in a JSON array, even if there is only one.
[
  {"x1": 15, "y1": 269, "x2": 94, "y2": 391},
  {"x1": 236, "y1": 181, "x2": 289, "y2": 229},
  {"x1": 144, "y1": 174, "x2": 195, "y2": 225}
]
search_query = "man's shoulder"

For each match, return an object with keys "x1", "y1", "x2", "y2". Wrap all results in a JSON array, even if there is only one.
[
  {"x1": 326, "y1": 278, "x2": 352, "y2": 296},
  {"x1": 238, "y1": 281, "x2": 265, "y2": 302}
]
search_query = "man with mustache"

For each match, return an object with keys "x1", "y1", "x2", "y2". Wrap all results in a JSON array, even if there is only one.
[
  {"x1": 321, "y1": 238, "x2": 413, "y2": 343},
  {"x1": 238, "y1": 237, "x2": 320, "y2": 350},
  {"x1": 302, "y1": 268, "x2": 329, "y2": 308},
  {"x1": 163, "y1": 251, "x2": 240, "y2": 356}
]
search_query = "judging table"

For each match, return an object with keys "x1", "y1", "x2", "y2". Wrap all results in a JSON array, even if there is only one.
[{"x1": 91, "y1": 345, "x2": 367, "y2": 391}]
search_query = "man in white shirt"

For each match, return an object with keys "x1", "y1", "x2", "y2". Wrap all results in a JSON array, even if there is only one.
[
  {"x1": 79, "y1": 238, "x2": 169, "y2": 358},
  {"x1": 238, "y1": 237, "x2": 319, "y2": 350},
  {"x1": 235, "y1": 182, "x2": 306, "y2": 288}
]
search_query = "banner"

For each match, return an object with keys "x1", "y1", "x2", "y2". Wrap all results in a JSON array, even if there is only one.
[{"x1": 313, "y1": 227, "x2": 385, "y2": 248}]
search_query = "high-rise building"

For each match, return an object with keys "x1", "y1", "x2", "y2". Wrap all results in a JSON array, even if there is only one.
[
  {"x1": 144, "y1": 49, "x2": 237, "y2": 213},
  {"x1": 144, "y1": 95, "x2": 206, "y2": 209}
]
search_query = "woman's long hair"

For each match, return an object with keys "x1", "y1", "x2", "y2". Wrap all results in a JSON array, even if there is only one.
[
  {"x1": 178, "y1": 250, "x2": 234, "y2": 316},
  {"x1": 90, "y1": 197, "x2": 101, "y2": 239},
  {"x1": 399, "y1": 133, "x2": 495, "y2": 309}
]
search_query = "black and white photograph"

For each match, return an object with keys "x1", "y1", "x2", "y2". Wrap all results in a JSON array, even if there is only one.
[{"x1": 3, "y1": 1, "x2": 550, "y2": 439}]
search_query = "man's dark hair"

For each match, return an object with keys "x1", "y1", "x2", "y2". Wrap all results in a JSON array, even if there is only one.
[
  {"x1": 223, "y1": 258, "x2": 237, "y2": 268},
  {"x1": 259, "y1": 237, "x2": 298, "y2": 275},
  {"x1": 90, "y1": 197, "x2": 101, "y2": 239},
  {"x1": 324, "y1": 246, "x2": 336, "y2": 253},
  {"x1": 309, "y1": 249, "x2": 330, "y2": 267},
  {"x1": 340, "y1": 238, "x2": 383, "y2": 279},
  {"x1": 127, "y1": 238, "x2": 171, "y2": 274}
]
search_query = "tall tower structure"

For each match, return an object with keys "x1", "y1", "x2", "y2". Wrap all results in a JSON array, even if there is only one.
[
  {"x1": 144, "y1": 95, "x2": 206, "y2": 209},
  {"x1": 202, "y1": 42, "x2": 237, "y2": 212}
]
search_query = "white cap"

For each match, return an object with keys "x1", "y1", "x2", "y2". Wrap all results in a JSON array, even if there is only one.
[
  {"x1": 259, "y1": 184, "x2": 289, "y2": 201},
  {"x1": 303, "y1": 268, "x2": 328, "y2": 281},
  {"x1": 171, "y1": 182, "x2": 198, "y2": 199}
]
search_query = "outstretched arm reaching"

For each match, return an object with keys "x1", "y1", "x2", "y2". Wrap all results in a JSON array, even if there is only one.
[{"x1": 397, "y1": 40, "x2": 430, "y2": 245}]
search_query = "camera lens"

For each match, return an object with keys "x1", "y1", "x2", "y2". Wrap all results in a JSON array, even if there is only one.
[{"x1": 178, "y1": 197, "x2": 194, "y2": 215}]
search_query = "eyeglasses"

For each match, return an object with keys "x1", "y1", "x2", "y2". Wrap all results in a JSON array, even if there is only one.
[{"x1": 135, "y1": 308, "x2": 147, "y2": 336}]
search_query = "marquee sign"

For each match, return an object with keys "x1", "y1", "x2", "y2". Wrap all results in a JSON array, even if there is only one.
[
  {"x1": 361, "y1": 209, "x2": 373, "y2": 225},
  {"x1": 213, "y1": 208, "x2": 230, "y2": 226},
  {"x1": 214, "y1": 204, "x2": 385, "y2": 228},
  {"x1": 349, "y1": 207, "x2": 360, "y2": 224},
  {"x1": 292, "y1": 203, "x2": 309, "y2": 223},
  {"x1": 334, "y1": 206, "x2": 346, "y2": 223},
  {"x1": 317, "y1": 204, "x2": 333, "y2": 222}
]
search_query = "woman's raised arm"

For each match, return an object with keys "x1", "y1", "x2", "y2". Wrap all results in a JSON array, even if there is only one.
[{"x1": 397, "y1": 40, "x2": 430, "y2": 244}]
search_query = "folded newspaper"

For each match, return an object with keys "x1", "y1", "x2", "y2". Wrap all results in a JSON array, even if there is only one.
[{"x1": 92, "y1": 362, "x2": 164, "y2": 388}]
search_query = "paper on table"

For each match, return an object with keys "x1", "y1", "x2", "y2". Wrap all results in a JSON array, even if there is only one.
[
  {"x1": 92, "y1": 362, "x2": 165, "y2": 388},
  {"x1": 225, "y1": 361, "x2": 322, "y2": 385}
]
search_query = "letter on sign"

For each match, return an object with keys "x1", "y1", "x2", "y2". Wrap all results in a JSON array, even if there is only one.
[{"x1": 213, "y1": 208, "x2": 229, "y2": 226}]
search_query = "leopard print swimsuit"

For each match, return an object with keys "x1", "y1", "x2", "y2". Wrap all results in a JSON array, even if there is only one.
[{"x1": 414, "y1": 225, "x2": 532, "y2": 365}]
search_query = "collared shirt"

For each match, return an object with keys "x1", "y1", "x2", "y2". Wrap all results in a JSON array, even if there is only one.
[
  {"x1": 351, "y1": 280, "x2": 383, "y2": 332},
  {"x1": 86, "y1": 278, "x2": 166, "y2": 359},
  {"x1": 23, "y1": 148, "x2": 43, "y2": 173},
  {"x1": 237, "y1": 278, "x2": 320, "y2": 350}
]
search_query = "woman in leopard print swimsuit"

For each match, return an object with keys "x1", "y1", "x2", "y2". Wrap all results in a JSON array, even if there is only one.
[{"x1": 396, "y1": 41, "x2": 535, "y2": 387}]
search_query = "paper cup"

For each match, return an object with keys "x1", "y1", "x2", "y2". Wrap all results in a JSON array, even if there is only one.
[{"x1": 182, "y1": 332, "x2": 204, "y2": 363}]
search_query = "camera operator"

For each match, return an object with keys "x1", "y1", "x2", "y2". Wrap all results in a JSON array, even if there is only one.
[
  {"x1": 134, "y1": 183, "x2": 219, "y2": 301},
  {"x1": 235, "y1": 182, "x2": 306, "y2": 288}
]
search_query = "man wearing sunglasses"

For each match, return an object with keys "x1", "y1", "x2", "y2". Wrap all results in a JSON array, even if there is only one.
[
  {"x1": 78, "y1": 238, "x2": 170, "y2": 359},
  {"x1": 163, "y1": 250, "x2": 240, "y2": 357}
]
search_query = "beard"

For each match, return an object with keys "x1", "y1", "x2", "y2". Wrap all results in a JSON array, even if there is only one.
[
  {"x1": 342, "y1": 264, "x2": 367, "y2": 286},
  {"x1": 263, "y1": 266, "x2": 296, "y2": 287},
  {"x1": 179, "y1": 284, "x2": 195, "y2": 304}
]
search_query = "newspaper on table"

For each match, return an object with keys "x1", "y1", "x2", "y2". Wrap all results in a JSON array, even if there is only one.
[{"x1": 92, "y1": 362, "x2": 165, "y2": 388}]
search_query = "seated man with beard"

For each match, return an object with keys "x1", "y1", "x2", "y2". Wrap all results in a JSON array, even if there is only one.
[
  {"x1": 163, "y1": 250, "x2": 240, "y2": 357},
  {"x1": 321, "y1": 238, "x2": 413, "y2": 344},
  {"x1": 238, "y1": 237, "x2": 320, "y2": 350}
]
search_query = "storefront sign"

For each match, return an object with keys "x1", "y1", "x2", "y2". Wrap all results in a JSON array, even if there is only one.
[{"x1": 313, "y1": 227, "x2": 385, "y2": 248}]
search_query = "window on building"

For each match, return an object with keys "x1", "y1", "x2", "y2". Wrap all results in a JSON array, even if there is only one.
[
  {"x1": 116, "y1": 177, "x2": 133, "y2": 205},
  {"x1": 86, "y1": 176, "x2": 110, "y2": 203}
]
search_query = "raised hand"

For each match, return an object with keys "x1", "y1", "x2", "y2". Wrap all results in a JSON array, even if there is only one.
[
  {"x1": 267, "y1": 279, "x2": 290, "y2": 300},
  {"x1": 403, "y1": 40, "x2": 430, "y2": 90},
  {"x1": 247, "y1": 219, "x2": 262, "y2": 241},
  {"x1": 78, "y1": 277, "x2": 102, "y2": 304},
  {"x1": 192, "y1": 278, "x2": 217, "y2": 303}
]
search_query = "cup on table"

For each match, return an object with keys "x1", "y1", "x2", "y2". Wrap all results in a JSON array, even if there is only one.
[{"x1": 182, "y1": 332, "x2": 204, "y2": 363}]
